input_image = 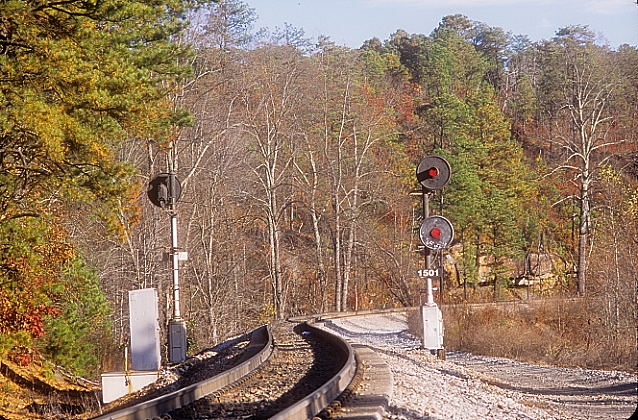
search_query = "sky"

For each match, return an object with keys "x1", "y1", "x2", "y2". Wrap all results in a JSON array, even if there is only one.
[{"x1": 246, "y1": 0, "x2": 638, "y2": 49}]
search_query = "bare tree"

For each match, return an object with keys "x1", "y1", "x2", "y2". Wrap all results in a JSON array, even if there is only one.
[
  {"x1": 313, "y1": 46, "x2": 402, "y2": 311},
  {"x1": 588, "y1": 169, "x2": 638, "y2": 365},
  {"x1": 545, "y1": 30, "x2": 623, "y2": 295},
  {"x1": 237, "y1": 45, "x2": 307, "y2": 319},
  {"x1": 293, "y1": 137, "x2": 330, "y2": 311}
]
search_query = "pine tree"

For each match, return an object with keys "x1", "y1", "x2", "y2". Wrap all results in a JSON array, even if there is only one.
[
  {"x1": 0, "y1": 0, "x2": 200, "y2": 227},
  {"x1": 0, "y1": 0, "x2": 207, "y2": 366}
]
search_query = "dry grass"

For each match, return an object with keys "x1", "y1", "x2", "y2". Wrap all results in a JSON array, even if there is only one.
[
  {"x1": 408, "y1": 298, "x2": 637, "y2": 373},
  {"x1": 0, "y1": 358, "x2": 98, "y2": 419}
]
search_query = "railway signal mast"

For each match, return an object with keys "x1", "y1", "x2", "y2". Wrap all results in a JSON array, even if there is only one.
[
  {"x1": 148, "y1": 172, "x2": 188, "y2": 364},
  {"x1": 416, "y1": 155, "x2": 454, "y2": 358}
]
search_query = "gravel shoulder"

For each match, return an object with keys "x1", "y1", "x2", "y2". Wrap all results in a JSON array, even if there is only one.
[
  {"x1": 446, "y1": 351, "x2": 637, "y2": 420},
  {"x1": 319, "y1": 313, "x2": 637, "y2": 420}
]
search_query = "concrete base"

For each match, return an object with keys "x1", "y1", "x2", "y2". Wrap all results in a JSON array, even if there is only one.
[
  {"x1": 101, "y1": 370, "x2": 159, "y2": 404},
  {"x1": 334, "y1": 344, "x2": 393, "y2": 419}
]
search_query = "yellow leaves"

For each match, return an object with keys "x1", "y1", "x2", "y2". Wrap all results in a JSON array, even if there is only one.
[
  {"x1": 123, "y1": 97, "x2": 174, "y2": 141},
  {"x1": 83, "y1": 140, "x2": 112, "y2": 164},
  {"x1": 1, "y1": 0, "x2": 196, "y2": 245},
  {"x1": 598, "y1": 165, "x2": 622, "y2": 184},
  {"x1": 34, "y1": 241, "x2": 75, "y2": 277},
  {"x1": 628, "y1": 189, "x2": 638, "y2": 219},
  {"x1": 598, "y1": 165, "x2": 637, "y2": 220},
  {"x1": 16, "y1": 99, "x2": 67, "y2": 161}
]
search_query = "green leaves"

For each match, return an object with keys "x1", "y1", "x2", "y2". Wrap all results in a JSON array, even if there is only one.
[
  {"x1": 0, "y1": 218, "x2": 71, "y2": 362},
  {"x1": 39, "y1": 258, "x2": 112, "y2": 377},
  {"x1": 0, "y1": 0, "x2": 205, "y2": 369},
  {"x1": 0, "y1": 0, "x2": 197, "y2": 225}
]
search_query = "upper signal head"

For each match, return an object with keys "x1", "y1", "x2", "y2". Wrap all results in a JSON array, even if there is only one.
[{"x1": 416, "y1": 155, "x2": 451, "y2": 191}]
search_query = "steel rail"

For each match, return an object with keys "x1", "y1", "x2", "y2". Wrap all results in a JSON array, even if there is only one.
[
  {"x1": 269, "y1": 322, "x2": 357, "y2": 420},
  {"x1": 92, "y1": 325, "x2": 273, "y2": 420},
  {"x1": 289, "y1": 306, "x2": 412, "y2": 323},
  {"x1": 94, "y1": 321, "x2": 358, "y2": 420}
]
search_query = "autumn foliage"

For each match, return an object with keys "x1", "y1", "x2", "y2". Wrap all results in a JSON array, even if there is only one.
[
  {"x1": 0, "y1": 0, "x2": 200, "y2": 373},
  {"x1": 0, "y1": 1, "x2": 636, "y2": 384},
  {"x1": 0, "y1": 220, "x2": 69, "y2": 363}
]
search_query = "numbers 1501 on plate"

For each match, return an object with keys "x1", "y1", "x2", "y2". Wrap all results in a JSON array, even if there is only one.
[{"x1": 417, "y1": 269, "x2": 440, "y2": 278}]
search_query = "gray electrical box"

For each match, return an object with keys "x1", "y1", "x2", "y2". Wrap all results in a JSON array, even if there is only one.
[
  {"x1": 421, "y1": 304, "x2": 444, "y2": 351},
  {"x1": 129, "y1": 288, "x2": 161, "y2": 370},
  {"x1": 168, "y1": 319, "x2": 187, "y2": 363}
]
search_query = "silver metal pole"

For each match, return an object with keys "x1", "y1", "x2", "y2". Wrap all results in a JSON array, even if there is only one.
[
  {"x1": 426, "y1": 277, "x2": 434, "y2": 305},
  {"x1": 168, "y1": 172, "x2": 186, "y2": 364},
  {"x1": 422, "y1": 187, "x2": 434, "y2": 306},
  {"x1": 421, "y1": 188, "x2": 430, "y2": 350},
  {"x1": 170, "y1": 211, "x2": 181, "y2": 319}
]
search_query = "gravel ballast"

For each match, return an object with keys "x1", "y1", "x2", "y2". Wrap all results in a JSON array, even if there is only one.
[{"x1": 319, "y1": 312, "x2": 637, "y2": 420}]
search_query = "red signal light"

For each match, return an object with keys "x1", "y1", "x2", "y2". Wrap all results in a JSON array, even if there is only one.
[
  {"x1": 416, "y1": 155, "x2": 450, "y2": 191},
  {"x1": 419, "y1": 215, "x2": 454, "y2": 250}
]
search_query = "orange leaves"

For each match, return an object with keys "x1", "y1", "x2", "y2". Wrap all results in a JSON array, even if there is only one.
[
  {"x1": 396, "y1": 91, "x2": 418, "y2": 125},
  {"x1": 359, "y1": 81, "x2": 387, "y2": 115},
  {"x1": 0, "y1": 291, "x2": 59, "y2": 340},
  {"x1": 0, "y1": 218, "x2": 75, "y2": 364}
]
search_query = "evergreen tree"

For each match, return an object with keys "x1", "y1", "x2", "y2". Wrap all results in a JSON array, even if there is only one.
[
  {"x1": 0, "y1": 0, "x2": 208, "y2": 366},
  {"x1": 440, "y1": 87, "x2": 538, "y2": 293},
  {"x1": 0, "y1": 0, "x2": 201, "y2": 227},
  {"x1": 39, "y1": 259, "x2": 111, "y2": 377}
]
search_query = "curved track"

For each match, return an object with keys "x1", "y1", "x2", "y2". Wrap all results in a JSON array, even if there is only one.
[
  {"x1": 93, "y1": 320, "x2": 357, "y2": 420},
  {"x1": 94, "y1": 325, "x2": 273, "y2": 420},
  {"x1": 94, "y1": 304, "x2": 636, "y2": 420}
]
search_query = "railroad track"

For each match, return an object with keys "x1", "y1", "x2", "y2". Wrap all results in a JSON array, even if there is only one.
[
  {"x1": 94, "y1": 302, "x2": 566, "y2": 420},
  {"x1": 93, "y1": 301, "x2": 632, "y2": 420},
  {"x1": 93, "y1": 325, "x2": 273, "y2": 420},
  {"x1": 93, "y1": 320, "x2": 357, "y2": 420}
]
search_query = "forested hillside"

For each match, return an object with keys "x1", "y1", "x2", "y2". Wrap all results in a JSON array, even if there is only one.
[{"x1": 1, "y1": 0, "x2": 636, "y2": 379}]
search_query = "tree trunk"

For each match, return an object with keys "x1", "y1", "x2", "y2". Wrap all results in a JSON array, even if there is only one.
[
  {"x1": 341, "y1": 127, "x2": 362, "y2": 312},
  {"x1": 577, "y1": 177, "x2": 591, "y2": 296},
  {"x1": 267, "y1": 190, "x2": 284, "y2": 319},
  {"x1": 333, "y1": 194, "x2": 343, "y2": 312},
  {"x1": 306, "y1": 154, "x2": 328, "y2": 312},
  {"x1": 311, "y1": 201, "x2": 327, "y2": 312}
]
